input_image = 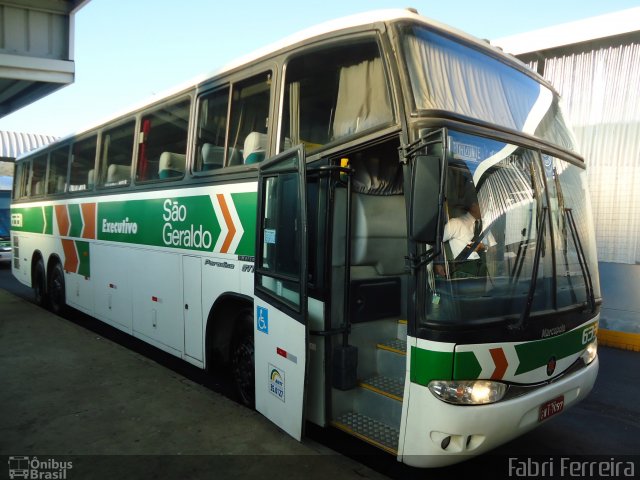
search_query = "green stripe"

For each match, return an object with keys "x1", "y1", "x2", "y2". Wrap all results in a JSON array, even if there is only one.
[
  {"x1": 232, "y1": 192, "x2": 257, "y2": 256},
  {"x1": 76, "y1": 241, "x2": 90, "y2": 277},
  {"x1": 43, "y1": 206, "x2": 53, "y2": 235},
  {"x1": 453, "y1": 351, "x2": 482, "y2": 380},
  {"x1": 11, "y1": 193, "x2": 257, "y2": 257},
  {"x1": 97, "y1": 196, "x2": 221, "y2": 252},
  {"x1": 410, "y1": 346, "x2": 453, "y2": 386},
  {"x1": 68, "y1": 204, "x2": 83, "y2": 238},
  {"x1": 514, "y1": 321, "x2": 597, "y2": 375},
  {"x1": 11, "y1": 207, "x2": 44, "y2": 233}
]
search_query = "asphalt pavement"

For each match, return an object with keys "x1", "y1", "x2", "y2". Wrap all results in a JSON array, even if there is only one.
[
  {"x1": 0, "y1": 281, "x2": 385, "y2": 480},
  {"x1": 1, "y1": 263, "x2": 638, "y2": 480}
]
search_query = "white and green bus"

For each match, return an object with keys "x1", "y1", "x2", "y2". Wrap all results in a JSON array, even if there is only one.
[{"x1": 10, "y1": 9, "x2": 600, "y2": 467}]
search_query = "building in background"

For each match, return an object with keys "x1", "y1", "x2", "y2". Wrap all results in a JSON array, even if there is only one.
[
  {"x1": 0, "y1": 0, "x2": 89, "y2": 119},
  {"x1": 0, "y1": 131, "x2": 57, "y2": 236},
  {"x1": 495, "y1": 7, "x2": 640, "y2": 334},
  {"x1": 0, "y1": 0, "x2": 88, "y2": 235}
]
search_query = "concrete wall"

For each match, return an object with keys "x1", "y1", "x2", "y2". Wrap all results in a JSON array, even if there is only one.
[{"x1": 598, "y1": 262, "x2": 640, "y2": 333}]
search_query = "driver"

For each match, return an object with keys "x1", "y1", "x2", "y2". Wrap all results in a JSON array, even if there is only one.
[{"x1": 436, "y1": 200, "x2": 495, "y2": 278}]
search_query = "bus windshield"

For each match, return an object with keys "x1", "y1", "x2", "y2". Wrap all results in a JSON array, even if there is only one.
[
  {"x1": 423, "y1": 131, "x2": 600, "y2": 326},
  {"x1": 400, "y1": 24, "x2": 577, "y2": 151}
]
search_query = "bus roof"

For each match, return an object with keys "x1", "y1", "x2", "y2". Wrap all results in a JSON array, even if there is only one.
[{"x1": 19, "y1": 8, "x2": 539, "y2": 159}]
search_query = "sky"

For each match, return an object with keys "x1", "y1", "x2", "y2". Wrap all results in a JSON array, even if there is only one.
[{"x1": 0, "y1": 0, "x2": 638, "y2": 137}]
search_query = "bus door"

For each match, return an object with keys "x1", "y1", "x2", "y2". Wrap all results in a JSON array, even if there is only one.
[{"x1": 254, "y1": 145, "x2": 308, "y2": 441}]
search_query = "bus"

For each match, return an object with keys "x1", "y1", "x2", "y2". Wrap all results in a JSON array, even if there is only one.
[{"x1": 10, "y1": 9, "x2": 601, "y2": 467}]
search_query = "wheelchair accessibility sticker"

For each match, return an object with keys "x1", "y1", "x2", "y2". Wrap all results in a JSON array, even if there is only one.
[{"x1": 257, "y1": 306, "x2": 269, "y2": 334}]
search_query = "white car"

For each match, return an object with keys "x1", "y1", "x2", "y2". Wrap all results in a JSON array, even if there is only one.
[{"x1": 0, "y1": 237, "x2": 11, "y2": 263}]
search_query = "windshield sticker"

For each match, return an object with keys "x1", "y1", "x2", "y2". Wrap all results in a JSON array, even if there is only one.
[{"x1": 264, "y1": 229, "x2": 276, "y2": 244}]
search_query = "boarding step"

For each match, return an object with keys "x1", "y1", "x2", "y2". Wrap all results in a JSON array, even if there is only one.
[
  {"x1": 376, "y1": 338, "x2": 407, "y2": 379},
  {"x1": 359, "y1": 375, "x2": 404, "y2": 402},
  {"x1": 332, "y1": 412, "x2": 399, "y2": 455},
  {"x1": 377, "y1": 338, "x2": 407, "y2": 355},
  {"x1": 397, "y1": 319, "x2": 407, "y2": 341}
]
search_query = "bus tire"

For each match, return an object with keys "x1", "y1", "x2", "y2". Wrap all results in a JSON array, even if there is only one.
[
  {"x1": 48, "y1": 261, "x2": 66, "y2": 315},
  {"x1": 231, "y1": 312, "x2": 255, "y2": 409},
  {"x1": 33, "y1": 258, "x2": 48, "y2": 308}
]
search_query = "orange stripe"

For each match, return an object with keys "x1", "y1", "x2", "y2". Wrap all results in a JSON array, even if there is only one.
[
  {"x1": 489, "y1": 347, "x2": 508, "y2": 380},
  {"x1": 216, "y1": 194, "x2": 236, "y2": 253},
  {"x1": 61, "y1": 239, "x2": 78, "y2": 273},
  {"x1": 55, "y1": 205, "x2": 70, "y2": 237},
  {"x1": 80, "y1": 203, "x2": 96, "y2": 239}
]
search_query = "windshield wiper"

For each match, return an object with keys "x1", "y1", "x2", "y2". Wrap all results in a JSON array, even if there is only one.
[
  {"x1": 517, "y1": 206, "x2": 547, "y2": 328},
  {"x1": 564, "y1": 208, "x2": 596, "y2": 312}
]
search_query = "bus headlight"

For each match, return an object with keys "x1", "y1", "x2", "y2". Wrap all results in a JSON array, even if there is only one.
[
  {"x1": 581, "y1": 339, "x2": 598, "y2": 365},
  {"x1": 428, "y1": 380, "x2": 508, "y2": 405}
]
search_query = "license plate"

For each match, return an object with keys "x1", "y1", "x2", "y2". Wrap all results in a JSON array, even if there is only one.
[{"x1": 539, "y1": 395, "x2": 564, "y2": 422}]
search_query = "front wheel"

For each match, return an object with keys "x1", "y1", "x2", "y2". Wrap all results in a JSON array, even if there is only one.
[
  {"x1": 231, "y1": 313, "x2": 255, "y2": 408},
  {"x1": 48, "y1": 262, "x2": 66, "y2": 315}
]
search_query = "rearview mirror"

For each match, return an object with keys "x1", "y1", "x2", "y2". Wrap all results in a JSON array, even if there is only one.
[{"x1": 409, "y1": 154, "x2": 444, "y2": 243}]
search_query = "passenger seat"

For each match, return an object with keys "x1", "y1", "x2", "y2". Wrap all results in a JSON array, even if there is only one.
[
  {"x1": 106, "y1": 164, "x2": 131, "y2": 184},
  {"x1": 201, "y1": 143, "x2": 224, "y2": 170},
  {"x1": 158, "y1": 152, "x2": 186, "y2": 179},
  {"x1": 243, "y1": 132, "x2": 267, "y2": 164}
]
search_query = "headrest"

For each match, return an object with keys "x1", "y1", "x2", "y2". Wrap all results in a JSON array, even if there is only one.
[
  {"x1": 244, "y1": 132, "x2": 267, "y2": 164},
  {"x1": 159, "y1": 152, "x2": 186, "y2": 173},
  {"x1": 202, "y1": 143, "x2": 224, "y2": 169},
  {"x1": 350, "y1": 194, "x2": 407, "y2": 275},
  {"x1": 106, "y1": 164, "x2": 131, "y2": 184},
  {"x1": 56, "y1": 175, "x2": 66, "y2": 193}
]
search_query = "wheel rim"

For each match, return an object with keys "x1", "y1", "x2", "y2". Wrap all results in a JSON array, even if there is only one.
[
  {"x1": 34, "y1": 271, "x2": 45, "y2": 304},
  {"x1": 50, "y1": 267, "x2": 65, "y2": 312},
  {"x1": 233, "y1": 335, "x2": 255, "y2": 407}
]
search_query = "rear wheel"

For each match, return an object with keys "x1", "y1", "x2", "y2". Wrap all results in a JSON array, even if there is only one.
[
  {"x1": 231, "y1": 312, "x2": 255, "y2": 408},
  {"x1": 33, "y1": 258, "x2": 47, "y2": 307},
  {"x1": 48, "y1": 261, "x2": 66, "y2": 315}
]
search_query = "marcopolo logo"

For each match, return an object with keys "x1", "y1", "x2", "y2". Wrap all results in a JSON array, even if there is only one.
[{"x1": 8, "y1": 456, "x2": 73, "y2": 479}]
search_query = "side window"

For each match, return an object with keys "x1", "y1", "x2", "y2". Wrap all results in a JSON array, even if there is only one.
[
  {"x1": 136, "y1": 98, "x2": 191, "y2": 182},
  {"x1": 256, "y1": 151, "x2": 307, "y2": 312},
  {"x1": 70, "y1": 135, "x2": 98, "y2": 192},
  {"x1": 48, "y1": 145, "x2": 69, "y2": 195},
  {"x1": 280, "y1": 39, "x2": 393, "y2": 153},
  {"x1": 29, "y1": 154, "x2": 48, "y2": 197},
  {"x1": 229, "y1": 73, "x2": 271, "y2": 166},
  {"x1": 97, "y1": 120, "x2": 136, "y2": 188},
  {"x1": 13, "y1": 162, "x2": 29, "y2": 199},
  {"x1": 194, "y1": 86, "x2": 230, "y2": 172}
]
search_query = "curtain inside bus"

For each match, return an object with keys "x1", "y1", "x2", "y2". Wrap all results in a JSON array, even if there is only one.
[
  {"x1": 400, "y1": 25, "x2": 577, "y2": 152},
  {"x1": 332, "y1": 57, "x2": 392, "y2": 138}
]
